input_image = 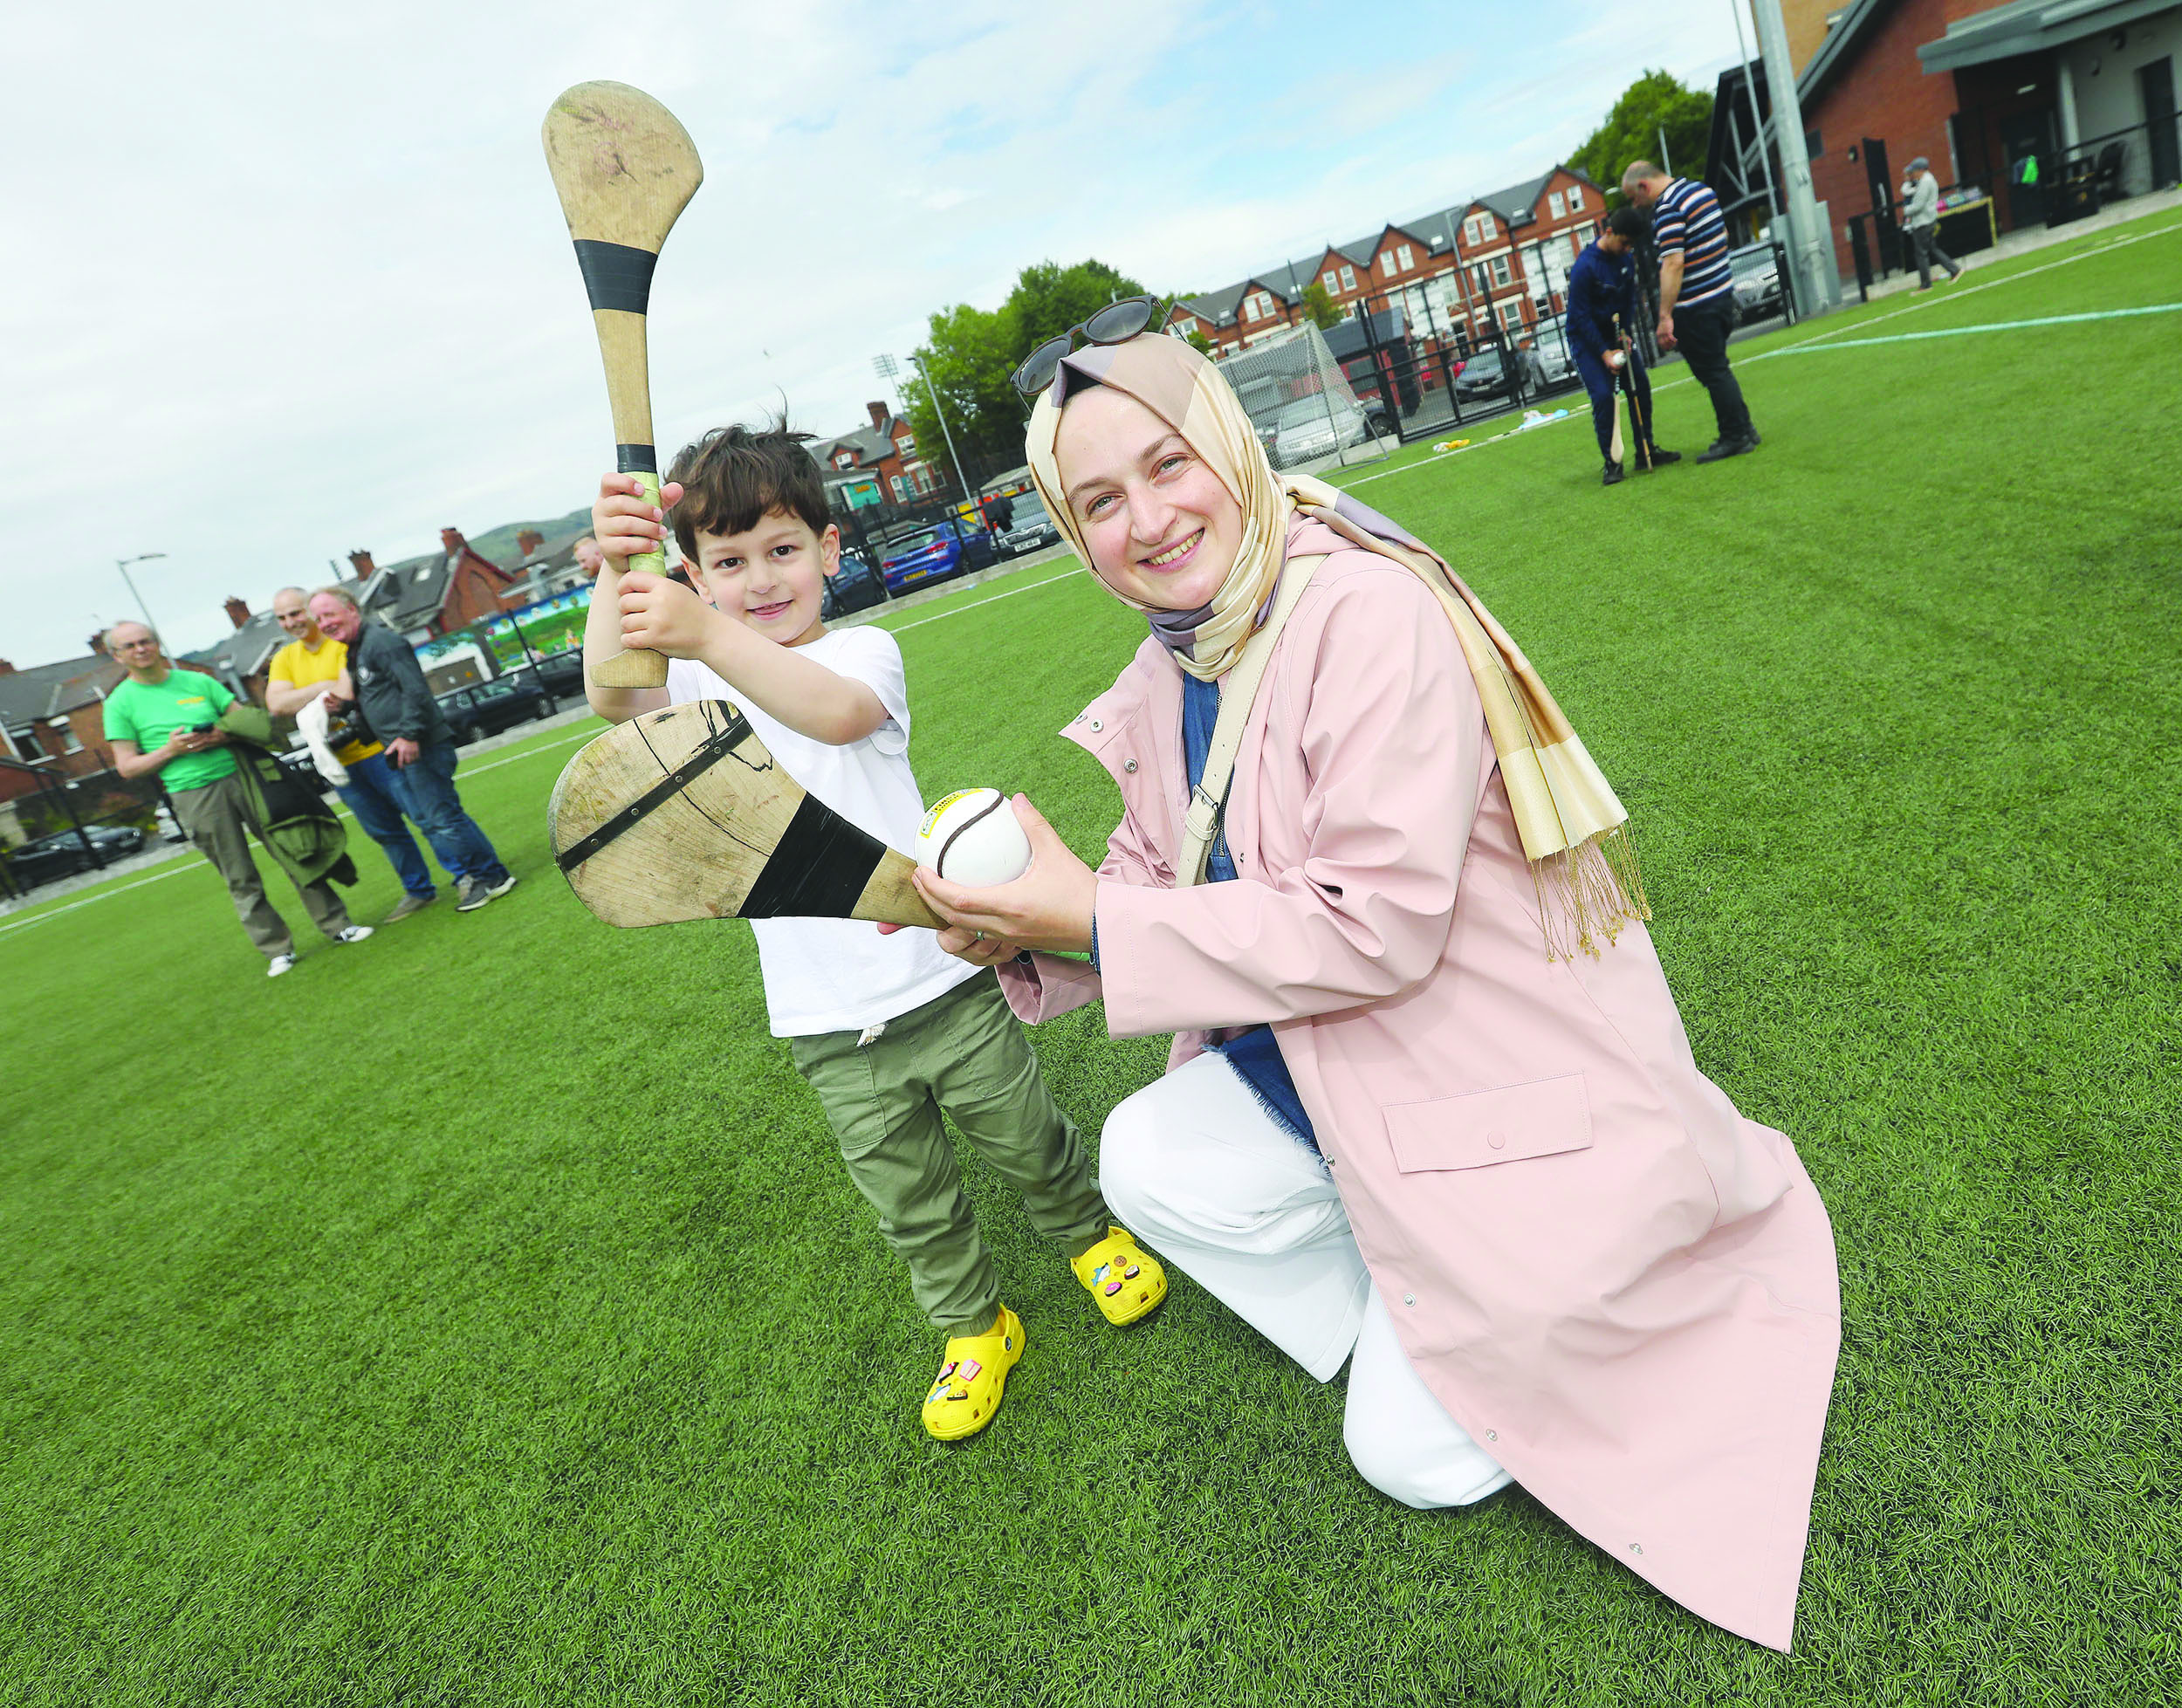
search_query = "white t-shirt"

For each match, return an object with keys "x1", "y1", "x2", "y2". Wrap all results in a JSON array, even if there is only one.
[{"x1": 664, "y1": 627, "x2": 978, "y2": 1038}]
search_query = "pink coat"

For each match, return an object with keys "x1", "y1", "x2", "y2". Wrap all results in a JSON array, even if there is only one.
[{"x1": 1000, "y1": 518, "x2": 1841, "y2": 1650}]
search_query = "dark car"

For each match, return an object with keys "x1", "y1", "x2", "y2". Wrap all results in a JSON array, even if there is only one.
[
  {"x1": 1452, "y1": 346, "x2": 1514, "y2": 402},
  {"x1": 4, "y1": 823, "x2": 145, "y2": 887},
  {"x1": 821, "y1": 549, "x2": 889, "y2": 620},
  {"x1": 877, "y1": 518, "x2": 997, "y2": 593},
  {"x1": 436, "y1": 672, "x2": 553, "y2": 744},
  {"x1": 994, "y1": 492, "x2": 1061, "y2": 559},
  {"x1": 532, "y1": 648, "x2": 586, "y2": 696}
]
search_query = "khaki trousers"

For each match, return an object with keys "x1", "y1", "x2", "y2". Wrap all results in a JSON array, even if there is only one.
[
  {"x1": 792, "y1": 972, "x2": 1110, "y2": 1335},
  {"x1": 172, "y1": 771, "x2": 351, "y2": 959}
]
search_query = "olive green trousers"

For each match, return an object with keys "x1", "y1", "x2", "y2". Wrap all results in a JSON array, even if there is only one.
[{"x1": 791, "y1": 972, "x2": 1109, "y2": 1335}]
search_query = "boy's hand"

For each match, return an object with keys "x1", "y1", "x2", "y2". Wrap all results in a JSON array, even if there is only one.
[
  {"x1": 616, "y1": 570, "x2": 717, "y2": 660},
  {"x1": 593, "y1": 472, "x2": 686, "y2": 565}
]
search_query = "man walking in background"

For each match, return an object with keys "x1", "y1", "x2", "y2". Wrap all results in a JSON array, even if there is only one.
[
  {"x1": 265, "y1": 586, "x2": 442, "y2": 923},
  {"x1": 1900, "y1": 156, "x2": 1963, "y2": 289},
  {"x1": 1622, "y1": 161, "x2": 1759, "y2": 463},
  {"x1": 308, "y1": 587, "x2": 519, "y2": 915},
  {"x1": 101, "y1": 621, "x2": 372, "y2": 975}
]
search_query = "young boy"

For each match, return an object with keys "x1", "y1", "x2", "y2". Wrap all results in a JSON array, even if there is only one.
[
  {"x1": 1565, "y1": 204, "x2": 1682, "y2": 486},
  {"x1": 584, "y1": 425, "x2": 1164, "y2": 1440}
]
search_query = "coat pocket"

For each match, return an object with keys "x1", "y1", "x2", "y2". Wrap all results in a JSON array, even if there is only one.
[{"x1": 1383, "y1": 1073, "x2": 1592, "y2": 1172}]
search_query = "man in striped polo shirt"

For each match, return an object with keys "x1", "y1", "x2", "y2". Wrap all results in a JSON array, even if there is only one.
[{"x1": 1623, "y1": 161, "x2": 1759, "y2": 463}]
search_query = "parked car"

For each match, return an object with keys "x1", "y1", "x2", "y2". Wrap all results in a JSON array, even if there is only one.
[
  {"x1": 532, "y1": 648, "x2": 586, "y2": 696},
  {"x1": 1729, "y1": 243, "x2": 1786, "y2": 323},
  {"x1": 1269, "y1": 396, "x2": 1389, "y2": 468},
  {"x1": 821, "y1": 549, "x2": 889, "y2": 619},
  {"x1": 994, "y1": 492, "x2": 1061, "y2": 558},
  {"x1": 1453, "y1": 346, "x2": 1515, "y2": 403},
  {"x1": 4, "y1": 823, "x2": 144, "y2": 887},
  {"x1": 876, "y1": 517, "x2": 996, "y2": 593},
  {"x1": 436, "y1": 671, "x2": 553, "y2": 744}
]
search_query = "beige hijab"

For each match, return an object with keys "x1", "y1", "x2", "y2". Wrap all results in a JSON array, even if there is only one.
[{"x1": 1026, "y1": 333, "x2": 1646, "y2": 958}]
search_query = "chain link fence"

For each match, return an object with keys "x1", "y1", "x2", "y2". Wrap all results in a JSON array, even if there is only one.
[{"x1": 1215, "y1": 321, "x2": 1392, "y2": 474}]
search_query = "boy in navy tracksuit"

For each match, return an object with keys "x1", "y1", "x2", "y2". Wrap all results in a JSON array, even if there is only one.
[{"x1": 1567, "y1": 206, "x2": 1679, "y2": 485}]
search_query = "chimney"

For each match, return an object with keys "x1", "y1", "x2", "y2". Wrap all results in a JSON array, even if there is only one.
[
  {"x1": 868, "y1": 401, "x2": 889, "y2": 431},
  {"x1": 440, "y1": 527, "x2": 466, "y2": 559},
  {"x1": 517, "y1": 528, "x2": 544, "y2": 559},
  {"x1": 0, "y1": 659, "x2": 14, "y2": 676},
  {"x1": 224, "y1": 596, "x2": 250, "y2": 630},
  {"x1": 348, "y1": 549, "x2": 375, "y2": 579}
]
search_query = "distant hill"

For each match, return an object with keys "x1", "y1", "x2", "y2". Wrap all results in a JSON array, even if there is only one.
[{"x1": 465, "y1": 505, "x2": 595, "y2": 566}]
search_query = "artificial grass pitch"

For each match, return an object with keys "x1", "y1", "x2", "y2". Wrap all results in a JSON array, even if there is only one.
[{"x1": 3, "y1": 212, "x2": 2179, "y2": 1705}]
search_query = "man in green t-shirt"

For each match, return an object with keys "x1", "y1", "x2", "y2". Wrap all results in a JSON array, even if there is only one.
[{"x1": 102, "y1": 621, "x2": 374, "y2": 977}]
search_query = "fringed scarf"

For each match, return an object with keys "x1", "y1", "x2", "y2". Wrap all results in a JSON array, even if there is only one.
[{"x1": 1024, "y1": 333, "x2": 1647, "y2": 959}]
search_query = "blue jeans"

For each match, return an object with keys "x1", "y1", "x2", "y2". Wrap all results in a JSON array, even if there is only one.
[
  {"x1": 337, "y1": 750, "x2": 440, "y2": 898},
  {"x1": 388, "y1": 740, "x2": 509, "y2": 887}
]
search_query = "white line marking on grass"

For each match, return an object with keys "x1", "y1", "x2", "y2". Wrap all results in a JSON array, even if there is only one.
[
  {"x1": 1746, "y1": 301, "x2": 2182, "y2": 359},
  {"x1": 881, "y1": 568, "x2": 1081, "y2": 634},
  {"x1": 0, "y1": 727, "x2": 601, "y2": 943}
]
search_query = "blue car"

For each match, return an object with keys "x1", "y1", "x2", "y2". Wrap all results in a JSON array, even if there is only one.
[{"x1": 877, "y1": 518, "x2": 996, "y2": 593}]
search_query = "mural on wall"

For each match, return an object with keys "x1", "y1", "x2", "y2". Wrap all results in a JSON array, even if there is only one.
[{"x1": 413, "y1": 587, "x2": 593, "y2": 678}]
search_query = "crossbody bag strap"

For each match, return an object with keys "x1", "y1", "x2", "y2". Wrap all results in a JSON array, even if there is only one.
[{"x1": 1176, "y1": 554, "x2": 1324, "y2": 888}]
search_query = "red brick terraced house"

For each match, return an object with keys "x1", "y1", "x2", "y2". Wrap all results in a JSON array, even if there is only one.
[{"x1": 813, "y1": 402, "x2": 939, "y2": 511}]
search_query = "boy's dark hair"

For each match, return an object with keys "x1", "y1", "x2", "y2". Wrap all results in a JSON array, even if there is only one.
[
  {"x1": 1606, "y1": 205, "x2": 1650, "y2": 244},
  {"x1": 665, "y1": 421, "x2": 831, "y2": 558}
]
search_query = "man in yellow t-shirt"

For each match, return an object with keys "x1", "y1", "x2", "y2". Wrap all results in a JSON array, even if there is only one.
[{"x1": 266, "y1": 586, "x2": 445, "y2": 922}]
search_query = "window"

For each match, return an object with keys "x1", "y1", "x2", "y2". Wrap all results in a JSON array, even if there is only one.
[
  {"x1": 1381, "y1": 250, "x2": 1396, "y2": 277},
  {"x1": 1473, "y1": 263, "x2": 1492, "y2": 296},
  {"x1": 1396, "y1": 244, "x2": 1413, "y2": 271},
  {"x1": 836, "y1": 450, "x2": 855, "y2": 469},
  {"x1": 1322, "y1": 271, "x2": 1339, "y2": 292},
  {"x1": 1804, "y1": 127, "x2": 1822, "y2": 159},
  {"x1": 1499, "y1": 300, "x2": 1524, "y2": 333},
  {"x1": 1462, "y1": 215, "x2": 1480, "y2": 246},
  {"x1": 1491, "y1": 254, "x2": 1512, "y2": 288},
  {"x1": 1548, "y1": 191, "x2": 1565, "y2": 218},
  {"x1": 1479, "y1": 213, "x2": 1496, "y2": 238},
  {"x1": 1339, "y1": 264, "x2": 1356, "y2": 292},
  {"x1": 1567, "y1": 183, "x2": 1584, "y2": 210},
  {"x1": 58, "y1": 724, "x2": 83, "y2": 755},
  {"x1": 890, "y1": 475, "x2": 909, "y2": 503},
  {"x1": 1245, "y1": 294, "x2": 1262, "y2": 322},
  {"x1": 895, "y1": 434, "x2": 916, "y2": 456}
]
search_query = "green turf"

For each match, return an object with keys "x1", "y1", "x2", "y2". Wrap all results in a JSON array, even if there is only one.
[{"x1": 4, "y1": 210, "x2": 2179, "y2": 1706}]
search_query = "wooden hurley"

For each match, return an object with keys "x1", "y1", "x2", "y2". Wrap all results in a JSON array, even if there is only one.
[
  {"x1": 542, "y1": 81, "x2": 703, "y2": 689},
  {"x1": 550, "y1": 702, "x2": 941, "y2": 930}
]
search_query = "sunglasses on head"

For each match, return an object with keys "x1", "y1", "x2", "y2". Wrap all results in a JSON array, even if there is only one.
[{"x1": 1011, "y1": 296, "x2": 1168, "y2": 397}]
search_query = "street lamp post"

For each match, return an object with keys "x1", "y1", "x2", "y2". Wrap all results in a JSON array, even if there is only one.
[
  {"x1": 875, "y1": 352, "x2": 970, "y2": 507},
  {"x1": 114, "y1": 552, "x2": 167, "y2": 640}
]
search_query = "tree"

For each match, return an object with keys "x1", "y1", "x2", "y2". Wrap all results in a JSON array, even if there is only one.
[
  {"x1": 1180, "y1": 326, "x2": 1214, "y2": 356},
  {"x1": 1299, "y1": 282, "x2": 1343, "y2": 330},
  {"x1": 903, "y1": 258, "x2": 1149, "y2": 480},
  {"x1": 1568, "y1": 70, "x2": 1715, "y2": 207}
]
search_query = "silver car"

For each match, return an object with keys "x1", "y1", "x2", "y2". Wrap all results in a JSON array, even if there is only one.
[
  {"x1": 1271, "y1": 396, "x2": 1372, "y2": 467},
  {"x1": 995, "y1": 492, "x2": 1060, "y2": 557}
]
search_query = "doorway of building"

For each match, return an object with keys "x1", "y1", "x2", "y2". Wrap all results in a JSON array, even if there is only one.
[
  {"x1": 2143, "y1": 58, "x2": 2180, "y2": 190},
  {"x1": 2000, "y1": 108, "x2": 2054, "y2": 227},
  {"x1": 1862, "y1": 136, "x2": 1901, "y2": 271}
]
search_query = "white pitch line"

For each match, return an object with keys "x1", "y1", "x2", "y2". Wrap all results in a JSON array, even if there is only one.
[
  {"x1": 1746, "y1": 300, "x2": 2182, "y2": 358},
  {"x1": 0, "y1": 726, "x2": 600, "y2": 943},
  {"x1": 879, "y1": 567, "x2": 1082, "y2": 634}
]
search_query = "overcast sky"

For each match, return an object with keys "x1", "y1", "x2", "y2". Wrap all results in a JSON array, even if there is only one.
[{"x1": 3, "y1": 1, "x2": 1744, "y2": 666}]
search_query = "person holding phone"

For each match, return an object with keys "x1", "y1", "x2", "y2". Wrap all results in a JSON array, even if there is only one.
[{"x1": 101, "y1": 621, "x2": 372, "y2": 976}]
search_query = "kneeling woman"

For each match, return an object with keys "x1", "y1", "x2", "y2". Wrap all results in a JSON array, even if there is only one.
[{"x1": 916, "y1": 326, "x2": 1841, "y2": 1650}]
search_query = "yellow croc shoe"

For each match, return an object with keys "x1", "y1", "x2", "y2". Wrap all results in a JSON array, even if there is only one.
[
  {"x1": 1071, "y1": 1226, "x2": 1167, "y2": 1327},
  {"x1": 922, "y1": 1306, "x2": 1024, "y2": 1442}
]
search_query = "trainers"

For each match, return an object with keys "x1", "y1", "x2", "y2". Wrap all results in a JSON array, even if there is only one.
[
  {"x1": 334, "y1": 925, "x2": 373, "y2": 944},
  {"x1": 1601, "y1": 460, "x2": 1625, "y2": 486},
  {"x1": 455, "y1": 876, "x2": 492, "y2": 912},
  {"x1": 1642, "y1": 447, "x2": 1682, "y2": 468},
  {"x1": 267, "y1": 952, "x2": 297, "y2": 977},
  {"x1": 382, "y1": 892, "x2": 434, "y2": 923},
  {"x1": 922, "y1": 1306, "x2": 1024, "y2": 1442},
  {"x1": 484, "y1": 873, "x2": 518, "y2": 901},
  {"x1": 1696, "y1": 436, "x2": 1755, "y2": 464},
  {"x1": 1071, "y1": 1226, "x2": 1167, "y2": 1327}
]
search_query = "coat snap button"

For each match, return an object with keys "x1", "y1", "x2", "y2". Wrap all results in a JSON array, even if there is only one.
[
  {"x1": 1630, "y1": 1542, "x2": 1643, "y2": 1556},
  {"x1": 1486, "y1": 1128, "x2": 1507, "y2": 1149},
  {"x1": 1123, "y1": 758, "x2": 1137, "y2": 772},
  {"x1": 1402, "y1": 1293, "x2": 1416, "y2": 1307},
  {"x1": 1486, "y1": 1430, "x2": 1497, "y2": 1442},
  {"x1": 1088, "y1": 718, "x2": 1103, "y2": 731}
]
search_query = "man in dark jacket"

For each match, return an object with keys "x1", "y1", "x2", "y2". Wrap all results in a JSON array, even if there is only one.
[
  {"x1": 1566, "y1": 206, "x2": 1680, "y2": 485},
  {"x1": 309, "y1": 587, "x2": 518, "y2": 913}
]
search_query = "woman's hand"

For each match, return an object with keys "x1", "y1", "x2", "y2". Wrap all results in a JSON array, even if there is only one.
[
  {"x1": 911, "y1": 796, "x2": 1097, "y2": 956},
  {"x1": 616, "y1": 570, "x2": 718, "y2": 659}
]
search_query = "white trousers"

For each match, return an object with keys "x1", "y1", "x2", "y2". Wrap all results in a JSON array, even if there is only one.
[{"x1": 1101, "y1": 1051, "x2": 1510, "y2": 1509}]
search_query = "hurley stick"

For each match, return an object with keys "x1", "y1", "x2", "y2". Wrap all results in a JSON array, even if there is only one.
[
  {"x1": 543, "y1": 82, "x2": 703, "y2": 689},
  {"x1": 1607, "y1": 322, "x2": 1627, "y2": 468}
]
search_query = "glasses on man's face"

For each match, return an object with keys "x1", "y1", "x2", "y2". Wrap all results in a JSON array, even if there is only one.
[
  {"x1": 1011, "y1": 296, "x2": 1167, "y2": 397},
  {"x1": 117, "y1": 638, "x2": 160, "y2": 651}
]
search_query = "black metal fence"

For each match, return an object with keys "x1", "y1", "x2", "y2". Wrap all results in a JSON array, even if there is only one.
[{"x1": 0, "y1": 760, "x2": 173, "y2": 900}]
